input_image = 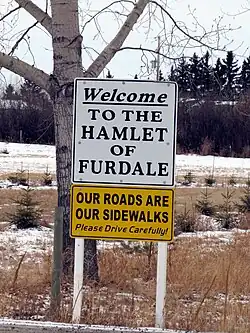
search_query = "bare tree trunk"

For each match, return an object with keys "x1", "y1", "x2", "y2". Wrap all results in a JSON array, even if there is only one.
[{"x1": 51, "y1": 0, "x2": 98, "y2": 279}]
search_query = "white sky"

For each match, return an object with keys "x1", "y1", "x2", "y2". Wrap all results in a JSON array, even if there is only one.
[{"x1": 1, "y1": 0, "x2": 250, "y2": 85}]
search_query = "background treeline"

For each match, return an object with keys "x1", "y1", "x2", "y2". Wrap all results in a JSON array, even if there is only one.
[
  {"x1": 0, "y1": 81, "x2": 54, "y2": 144},
  {"x1": 0, "y1": 50, "x2": 250, "y2": 157}
]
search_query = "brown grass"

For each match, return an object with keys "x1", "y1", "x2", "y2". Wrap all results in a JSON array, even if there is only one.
[
  {"x1": 1, "y1": 233, "x2": 250, "y2": 331},
  {"x1": 0, "y1": 186, "x2": 244, "y2": 224},
  {"x1": 0, "y1": 172, "x2": 56, "y2": 183},
  {"x1": 0, "y1": 185, "x2": 250, "y2": 330}
]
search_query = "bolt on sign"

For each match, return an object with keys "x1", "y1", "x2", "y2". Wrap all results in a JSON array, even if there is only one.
[
  {"x1": 70, "y1": 185, "x2": 174, "y2": 241},
  {"x1": 71, "y1": 79, "x2": 178, "y2": 187}
]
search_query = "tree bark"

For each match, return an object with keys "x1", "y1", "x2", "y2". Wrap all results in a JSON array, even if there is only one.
[
  {"x1": 85, "y1": 0, "x2": 149, "y2": 77},
  {"x1": 0, "y1": 52, "x2": 49, "y2": 90},
  {"x1": 50, "y1": 0, "x2": 98, "y2": 279},
  {"x1": 15, "y1": 0, "x2": 52, "y2": 34}
]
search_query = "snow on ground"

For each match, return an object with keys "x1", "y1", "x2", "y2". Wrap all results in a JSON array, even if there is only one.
[
  {"x1": 0, "y1": 319, "x2": 217, "y2": 333},
  {"x1": 0, "y1": 141, "x2": 250, "y2": 178},
  {"x1": 0, "y1": 226, "x2": 53, "y2": 268},
  {"x1": 0, "y1": 226, "x2": 53, "y2": 254}
]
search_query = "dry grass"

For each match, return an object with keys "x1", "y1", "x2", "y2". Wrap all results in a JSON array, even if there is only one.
[
  {"x1": 1, "y1": 233, "x2": 250, "y2": 331},
  {"x1": 0, "y1": 185, "x2": 250, "y2": 331},
  {"x1": 0, "y1": 172, "x2": 56, "y2": 183},
  {"x1": 0, "y1": 186, "x2": 244, "y2": 224}
]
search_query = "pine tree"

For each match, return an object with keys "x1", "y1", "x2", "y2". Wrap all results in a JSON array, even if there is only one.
[
  {"x1": 200, "y1": 51, "x2": 213, "y2": 96},
  {"x1": 158, "y1": 70, "x2": 165, "y2": 81},
  {"x1": 222, "y1": 51, "x2": 240, "y2": 99},
  {"x1": 168, "y1": 65, "x2": 177, "y2": 82},
  {"x1": 212, "y1": 58, "x2": 227, "y2": 96},
  {"x1": 215, "y1": 187, "x2": 236, "y2": 229},
  {"x1": 237, "y1": 182, "x2": 250, "y2": 213},
  {"x1": 174, "y1": 57, "x2": 190, "y2": 96},
  {"x1": 18, "y1": 80, "x2": 53, "y2": 144},
  {"x1": 20, "y1": 79, "x2": 42, "y2": 104},
  {"x1": 238, "y1": 56, "x2": 250, "y2": 94},
  {"x1": 2, "y1": 84, "x2": 19, "y2": 100},
  {"x1": 8, "y1": 187, "x2": 42, "y2": 229},
  {"x1": 196, "y1": 187, "x2": 215, "y2": 216},
  {"x1": 189, "y1": 53, "x2": 202, "y2": 97},
  {"x1": 106, "y1": 70, "x2": 114, "y2": 78}
]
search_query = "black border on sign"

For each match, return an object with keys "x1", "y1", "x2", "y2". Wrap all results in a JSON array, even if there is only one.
[
  {"x1": 71, "y1": 78, "x2": 178, "y2": 187},
  {"x1": 70, "y1": 184, "x2": 175, "y2": 242}
]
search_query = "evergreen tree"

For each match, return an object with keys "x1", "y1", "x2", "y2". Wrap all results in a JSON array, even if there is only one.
[
  {"x1": 222, "y1": 51, "x2": 240, "y2": 98},
  {"x1": 212, "y1": 58, "x2": 227, "y2": 96},
  {"x1": 158, "y1": 70, "x2": 165, "y2": 81},
  {"x1": 174, "y1": 57, "x2": 190, "y2": 96},
  {"x1": 196, "y1": 187, "x2": 215, "y2": 216},
  {"x1": 189, "y1": 53, "x2": 202, "y2": 97},
  {"x1": 238, "y1": 56, "x2": 250, "y2": 94},
  {"x1": 106, "y1": 70, "x2": 114, "y2": 78},
  {"x1": 2, "y1": 84, "x2": 19, "y2": 100},
  {"x1": 200, "y1": 51, "x2": 213, "y2": 96},
  {"x1": 237, "y1": 182, "x2": 250, "y2": 213},
  {"x1": 168, "y1": 65, "x2": 178, "y2": 82},
  {"x1": 8, "y1": 187, "x2": 42, "y2": 229},
  {"x1": 18, "y1": 80, "x2": 53, "y2": 144}
]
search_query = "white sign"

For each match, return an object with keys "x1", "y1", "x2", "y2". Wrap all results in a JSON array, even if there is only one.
[{"x1": 72, "y1": 79, "x2": 177, "y2": 186}]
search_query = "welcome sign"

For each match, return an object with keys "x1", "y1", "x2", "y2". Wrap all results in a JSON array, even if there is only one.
[{"x1": 71, "y1": 79, "x2": 177, "y2": 186}]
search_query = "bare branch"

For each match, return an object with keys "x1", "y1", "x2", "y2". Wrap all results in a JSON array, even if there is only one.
[
  {"x1": 85, "y1": 0, "x2": 149, "y2": 78},
  {"x1": 0, "y1": 5, "x2": 21, "y2": 22},
  {"x1": 9, "y1": 21, "x2": 38, "y2": 56},
  {"x1": 14, "y1": 0, "x2": 52, "y2": 35},
  {"x1": 151, "y1": 0, "x2": 228, "y2": 51},
  {"x1": 81, "y1": 1, "x2": 135, "y2": 34},
  {"x1": 0, "y1": 51, "x2": 50, "y2": 91},
  {"x1": 118, "y1": 46, "x2": 186, "y2": 60}
]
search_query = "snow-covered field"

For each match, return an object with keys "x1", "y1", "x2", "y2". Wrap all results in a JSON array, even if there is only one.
[{"x1": 0, "y1": 141, "x2": 250, "y2": 178}]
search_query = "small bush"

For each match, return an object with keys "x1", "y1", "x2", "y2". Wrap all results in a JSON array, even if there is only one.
[
  {"x1": 215, "y1": 187, "x2": 237, "y2": 229},
  {"x1": 237, "y1": 183, "x2": 250, "y2": 213},
  {"x1": 204, "y1": 175, "x2": 216, "y2": 187},
  {"x1": 7, "y1": 169, "x2": 28, "y2": 186},
  {"x1": 196, "y1": 187, "x2": 215, "y2": 216},
  {"x1": 182, "y1": 171, "x2": 195, "y2": 186},
  {"x1": 175, "y1": 206, "x2": 196, "y2": 233},
  {"x1": 246, "y1": 178, "x2": 250, "y2": 187},
  {"x1": 228, "y1": 175, "x2": 237, "y2": 186},
  {"x1": 42, "y1": 167, "x2": 52, "y2": 186},
  {"x1": 8, "y1": 187, "x2": 42, "y2": 229}
]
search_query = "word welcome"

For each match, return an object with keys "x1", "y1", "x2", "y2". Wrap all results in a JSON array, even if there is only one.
[{"x1": 83, "y1": 88, "x2": 168, "y2": 104}]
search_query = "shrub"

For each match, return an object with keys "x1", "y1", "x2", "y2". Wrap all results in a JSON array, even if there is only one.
[
  {"x1": 215, "y1": 187, "x2": 237, "y2": 229},
  {"x1": 237, "y1": 182, "x2": 250, "y2": 213},
  {"x1": 7, "y1": 169, "x2": 28, "y2": 186},
  {"x1": 8, "y1": 187, "x2": 42, "y2": 229},
  {"x1": 182, "y1": 171, "x2": 195, "y2": 186},
  {"x1": 175, "y1": 206, "x2": 196, "y2": 233},
  {"x1": 204, "y1": 174, "x2": 216, "y2": 187},
  {"x1": 42, "y1": 167, "x2": 52, "y2": 186},
  {"x1": 228, "y1": 175, "x2": 237, "y2": 186},
  {"x1": 196, "y1": 187, "x2": 215, "y2": 216}
]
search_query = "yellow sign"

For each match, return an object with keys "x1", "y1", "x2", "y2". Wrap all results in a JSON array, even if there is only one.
[{"x1": 70, "y1": 185, "x2": 174, "y2": 241}]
